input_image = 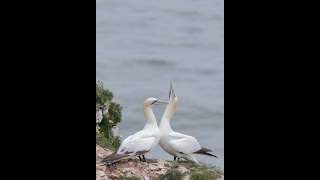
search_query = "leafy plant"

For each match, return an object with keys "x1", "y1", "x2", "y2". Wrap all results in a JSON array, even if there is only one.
[
  {"x1": 159, "y1": 170, "x2": 183, "y2": 180},
  {"x1": 96, "y1": 81, "x2": 122, "y2": 150},
  {"x1": 179, "y1": 162, "x2": 223, "y2": 180}
]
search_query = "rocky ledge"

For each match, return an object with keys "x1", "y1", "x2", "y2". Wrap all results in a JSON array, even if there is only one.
[{"x1": 96, "y1": 145, "x2": 223, "y2": 180}]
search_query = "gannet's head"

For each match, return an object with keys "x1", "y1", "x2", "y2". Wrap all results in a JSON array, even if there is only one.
[{"x1": 144, "y1": 97, "x2": 169, "y2": 108}]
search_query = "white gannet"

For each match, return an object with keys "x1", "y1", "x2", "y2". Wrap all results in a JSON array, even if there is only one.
[
  {"x1": 102, "y1": 97, "x2": 168, "y2": 164},
  {"x1": 159, "y1": 82, "x2": 217, "y2": 164}
]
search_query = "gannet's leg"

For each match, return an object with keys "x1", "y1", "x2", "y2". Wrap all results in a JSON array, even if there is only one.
[
  {"x1": 174, "y1": 156, "x2": 181, "y2": 162},
  {"x1": 138, "y1": 155, "x2": 147, "y2": 162},
  {"x1": 142, "y1": 155, "x2": 146, "y2": 162}
]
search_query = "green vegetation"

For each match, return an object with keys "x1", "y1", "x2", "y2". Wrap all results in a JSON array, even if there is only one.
[
  {"x1": 159, "y1": 169, "x2": 184, "y2": 180},
  {"x1": 96, "y1": 81, "x2": 122, "y2": 150},
  {"x1": 179, "y1": 162, "x2": 223, "y2": 180}
]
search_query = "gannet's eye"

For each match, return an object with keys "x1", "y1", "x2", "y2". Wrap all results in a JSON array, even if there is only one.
[{"x1": 151, "y1": 100, "x2": 158, "y2": 105}]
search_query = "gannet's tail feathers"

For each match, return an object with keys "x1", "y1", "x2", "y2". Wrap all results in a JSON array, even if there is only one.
[
  {"x1": 102, "y1": 150, "x2": 149, "y2": 164},
  {"x1": 194, "y1": 147, "x2": 218, "y2": 158},
  {"x1": 102, "y1": 152, "x2": 129, "y2": 164}
]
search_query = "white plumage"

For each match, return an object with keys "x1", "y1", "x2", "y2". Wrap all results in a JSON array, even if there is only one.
[
  {"x1": 103, "y1": 97, "x2": 168, "y2": 164},
  {"x1": 159, "y1": 82, "x2": 217, "y2": 164}
]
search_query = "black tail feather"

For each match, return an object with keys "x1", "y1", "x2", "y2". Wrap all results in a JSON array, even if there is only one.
[
  {"x1": 102, "y1": 150, "x2": 149, "y2": 164},
  {"x1": 197, "y1": 152, "x2": 218, "y2": 158},
  {"x1": 102, "y1": 152, "x2": 129, "y2": 163},
  {"x1": 194, "y1": 147, "x2": 218, "y2": 158}
]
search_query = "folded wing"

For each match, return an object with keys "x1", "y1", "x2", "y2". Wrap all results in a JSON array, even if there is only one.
[
  {"x1": 117, "y1": 134, "x2": 155, "y2": 156},
  {"x1": 168, "y1": 132, "x2": 202, "y2": 154}
]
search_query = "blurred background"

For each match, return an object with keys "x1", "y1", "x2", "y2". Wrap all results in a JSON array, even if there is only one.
[{"x1": 96, "y1": 0, "x2": 224, "y2": 170}]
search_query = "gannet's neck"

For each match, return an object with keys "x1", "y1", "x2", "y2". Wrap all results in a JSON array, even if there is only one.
[
  {"x1": 159, "y1": 102, "x2": 176, "y2": 129},
  {"x1": 143, "y1": 106, "x2": 158, "y2": 129}
]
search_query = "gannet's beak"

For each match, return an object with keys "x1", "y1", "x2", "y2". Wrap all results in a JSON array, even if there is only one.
[
  {"x1": 169, "y1": 81, "x2": 173, "y2": 99},
  {"x1": 154, "y1": 99, "x2": 169, "y2": 105},
  {"x1": 169, "y1": 82, "x2": 176, "y2": 102}
]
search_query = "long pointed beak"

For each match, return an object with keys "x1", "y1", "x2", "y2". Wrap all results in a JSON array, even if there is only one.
[
  {"x1": 169, "y1": 82, "x2": 176, "y2": 101},
  {"x1": 169, "y1": 81, "x2": 173, "y2": 99},
  {"x1": 155, "y1": 100, "x2": 169, "y2": 105}
]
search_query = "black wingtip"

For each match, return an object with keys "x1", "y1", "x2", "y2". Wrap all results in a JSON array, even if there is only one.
[
  {"x1": 199, "y1": 147, "x2": 213, "y2": 152},
  {"x1": 196, "y1": 152, "x2": 218, "y2": 158},
  {"x1": 194, "y1": 147, "x2": 217, "y2": 158},
  {"x1": 211, "y1": 153, "x2": 218, "y2": 158},
  {"x1": 102, "y1": 152, "x2": 129, "y2": 163}
]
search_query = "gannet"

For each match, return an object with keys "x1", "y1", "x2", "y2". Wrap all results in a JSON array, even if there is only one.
[
  {"x1": 102, "y1": 97, "x2": 168, "y2": 164},
  {"x1": 159, "y1": 82, "x2": 217, "y2": 164}
]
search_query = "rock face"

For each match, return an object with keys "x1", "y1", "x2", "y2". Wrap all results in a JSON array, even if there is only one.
[
  {"x1": 96, "y1": 144, "x2": 223, "y2": 180},
  {"x1": 96, "y1": 144, "x2": 173, "y2": 179},
  {"x1": 96, "y1": 101, "x2": 109, "y2": 124}
]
